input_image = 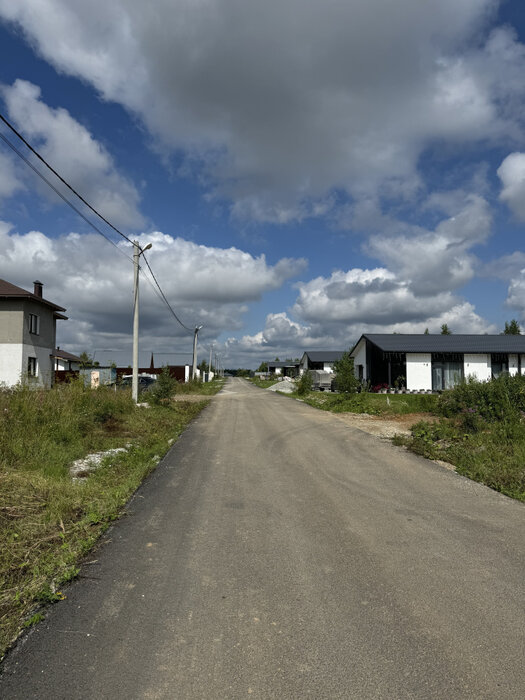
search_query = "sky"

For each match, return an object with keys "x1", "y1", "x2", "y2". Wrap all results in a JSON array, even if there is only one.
[{"x1": 1, "y1": 0, "x2": 525, "y2": 369}]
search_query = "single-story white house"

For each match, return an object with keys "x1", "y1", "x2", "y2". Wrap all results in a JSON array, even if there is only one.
[
  {"x1": 299, "y1": 351, "x2": 345, "y2": 374},
  {"x1": 268, "y1": 360, "x2": 300, "y2": 377},
  {"x1": 349, "y1": 334, "x2": 525, "y2": 392},
  {"x1": 53, "y1": 347, "x2": 82, "y2": 371}
]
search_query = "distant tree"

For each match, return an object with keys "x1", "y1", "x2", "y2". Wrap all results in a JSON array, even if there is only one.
[
  {"x1": 424, "y1": 328, "x2": 429, "y2": 334},
  {"x1": 503, "y1": 319, "x2": 521, "y2": 335},
  {"x1": 257, "y1": 361, "x2": 268, "y2": 372},
  {"x1": 198, "y1": 359, "x2": 209, "y2": 372},
  {"x1": 333, "y1": 351, "x2": 359, "y2": 393},
  {"x1": 440, "y1": 324, "x2": 452, "y2": 335},
  {"x1": 274, "y1": 357, "x2": 280, "y2": 362},
  {"x1": 79, "y1": 351, "x2": 93, "y2": 368}
]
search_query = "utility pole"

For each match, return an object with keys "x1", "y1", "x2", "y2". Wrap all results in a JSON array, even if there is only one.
[
  {"x1": 209, "y1": 343, "x2": 213, "y2": 381},
  {"x1": 192, "y1": 325, "x2": 203, "y2": 380},
  {"x1": 132, "y1": 240, "x2": 152, "y2": 403}
]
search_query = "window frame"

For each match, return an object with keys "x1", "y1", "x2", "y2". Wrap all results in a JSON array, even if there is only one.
[
  {"x1": 28, "y1": 313, "x2": 40, "y2": 335},
  {"x1": 27, "y1": 356, "x2": 37, "y2": 377}
]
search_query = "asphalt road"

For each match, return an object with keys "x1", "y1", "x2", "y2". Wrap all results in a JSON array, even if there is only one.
[{"x1": 1, "y1": 377, "x2": 524, "y2": 699}]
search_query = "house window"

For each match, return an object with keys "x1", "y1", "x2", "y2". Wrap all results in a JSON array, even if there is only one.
[
  {"x1": 29, "y1": 313, "x2": 40, "y2": 335},
  {"x1": 431, "y1": 354, "x2": 463, "y2": 391},
  {"x1": 491, "y1": 354, "x2": 508, "y2": 379},
  {"x1": 27, "y1": 356, "x2": 37, "y2": 377}
]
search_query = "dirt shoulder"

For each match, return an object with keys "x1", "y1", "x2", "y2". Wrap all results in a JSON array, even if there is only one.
[{"x1": 331, "y1": 411, "x2": 436, "y2": 439}]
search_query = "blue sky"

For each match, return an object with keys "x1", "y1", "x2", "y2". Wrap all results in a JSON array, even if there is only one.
[{"x1": 0, "y1": 1, "x2": 525, "y2": 368}]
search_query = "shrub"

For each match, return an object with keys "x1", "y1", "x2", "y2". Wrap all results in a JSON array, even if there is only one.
[
  {"x1": 296, "y1": 372, "x2": 313, "y2": 396},
  {"x1": 149, "y1": 367, "x2": 177, "y2": 405}
]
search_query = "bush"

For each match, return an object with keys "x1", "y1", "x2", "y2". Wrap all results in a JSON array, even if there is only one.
[
  {"x1": 333, "y1": 351, "x2": 359, "y2": 393},
  {"x1": 296, "y1": 372, "x2": 313, "y2": 396},
  {"x1": 437, "y1": 373, "x2": 525, "y2": 422},
  {"x1": 149, "y1": 367, "x2": 177, "y2": 405}
]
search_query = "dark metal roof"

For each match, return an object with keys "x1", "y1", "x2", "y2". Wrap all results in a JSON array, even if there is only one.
[
  {"x1": 53, "y1": 348, "x2": 82, "y2": 361},
  {"x1": 356, "y1": 334, "x2": 525, "y2": 353},
  {"x1": 302, "y1": 351, "x2": 345, "y2": 362},
  {"x1": 0, "y1": 278, "x2": 66, "y2": 313}
]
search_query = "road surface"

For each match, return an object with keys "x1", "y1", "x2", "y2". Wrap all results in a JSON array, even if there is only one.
[{"x1": 1, "y1": 377, "x2": 524, "y2": 698}]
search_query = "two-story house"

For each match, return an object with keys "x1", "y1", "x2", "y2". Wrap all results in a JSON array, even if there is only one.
[{"x1": 0, "y1": 279, "x2": 67, "y2": 388}]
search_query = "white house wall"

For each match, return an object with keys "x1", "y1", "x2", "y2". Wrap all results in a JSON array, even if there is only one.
[
  {"x1": 509, "y1": 354, "x2": 519, "y2": 376},
  {"x1": 351, "y1": 339, "x2": 367, "y2": 380},
  {"x1": 464, "y1": 354, "x2": 491, "y2": 382},
  {"x1": 406, "y1": 353, "x2": 432, "y2": 391},
  {"x1": 323, "y1": 362, "x2": 335, "y2": 372},
  {"x1": 521, "y1": 355, "x2": 525, "y2": 374},
  {"x1": 23, "y1": 343, "x2": 54, "y2": 388},
  {"x1": 0, "y1": 343, "x2": 23, "y2": 386}
]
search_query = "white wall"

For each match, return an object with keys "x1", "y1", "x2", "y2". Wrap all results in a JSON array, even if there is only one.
[
  {"x1": 509, "y1": 354, "x2": 519, "y2": 376},
  {"x1": 406, "y1": 353, "x2": 432, "y2": 391},
  {"x1": 351, "y1": 338, "x2": 367, "y2": 380},
  {"x1": 274, "y1": 367, "x2": 282, "y2": 375},
  {"x1": 520, "y1": 355, "x2": 525, "y2": 374},
  {"x1": 0, "y1": 342, "x2": 53, "y2": 387},
  {"x1": 464, "y1": 354, "x2": 491, "y2": 382},
  {"x1": 323, "y1": 362, "x2": 335, "y2": 372},
  {"x1": 0, "y1": 343, "x2": 23, "y2": 386}
]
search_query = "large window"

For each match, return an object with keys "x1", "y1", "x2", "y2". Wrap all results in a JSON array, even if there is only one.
[
  {"x1": 27, "y1": 357, "x2": 37, "y2": 377},
  {"x1": 432, "y1": 355, "x2": 463, "y2": 391},
  {"x1": 491, "y1": 354, "x2": 508, "y2": 379},
  {"x1": 28, "y1": 313, "x2": 40, "y2": 335}
]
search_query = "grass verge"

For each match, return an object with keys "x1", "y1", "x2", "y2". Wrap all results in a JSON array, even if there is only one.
[
  {"x1": 0, "y1": 380, "x2": 221, "y2": 659},
  {"x1": 296, "y1": 391, "x2": 437, "y2": 416},
  {"x1": 249, "y1": 377, "x2": 280, "y2": 389},
  {"x1": 393, "y1": 375, "x2": 525, "y2": 502}
]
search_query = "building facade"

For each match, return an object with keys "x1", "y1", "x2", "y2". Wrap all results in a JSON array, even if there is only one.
[
  {"x1": 350, "y1": 334, "x2": 525, "y2": 392},
  {"x1": 0, "y1": 279, "x2": 67, "y2": 388}
]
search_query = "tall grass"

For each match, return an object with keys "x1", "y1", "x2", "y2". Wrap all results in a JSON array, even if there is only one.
[
  {"x1": 395, "y1": 375, "x2": 525, "y2": 502},
  {"x1": 0, "y1": 380, "x2": 214, "y2": 658}
]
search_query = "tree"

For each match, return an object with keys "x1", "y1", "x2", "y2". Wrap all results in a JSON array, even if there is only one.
[
  {"x1": 257, "y1": 361, "x2": 268, "y2": 372},
  {"x1": 440, "y1": 324, "x2": 452, "y2": 335},
  {"x1": 424, "y1": 328, "x2": 429, "y2": 335},
  {"x1": 274, "y1": 357, "x2": 280, "y2": 362},
  {"x1": 198, "y1": 359, "x2": 209, "y2": 372},
  {"x1": 504, "y1": 319, "x2": 521, "y2": 335},
  {"x1": 79, "y1": 351, "x2": 93, "y2": 368},
  {"x1": 333, "y1": 351, "x2": 359, "y2": 393}
]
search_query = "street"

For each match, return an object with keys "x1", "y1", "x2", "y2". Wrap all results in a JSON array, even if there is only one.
[{"x1": 1, "y1": 377, "x2": 524, "y2": 698}]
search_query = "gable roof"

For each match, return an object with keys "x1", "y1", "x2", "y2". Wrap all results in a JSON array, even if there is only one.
[
  {"x1": 53, "y1": 348, "x2": 82, "y2": 361},
  {"x1": 302, "y1": 351, "x2": 345, "y2": 362},
  {"x1": 353, "y1": 334, "x2": 525, "y2": 354},
  {"x1": 0, "y1": 279, "x2": 67, "y2": 315}
]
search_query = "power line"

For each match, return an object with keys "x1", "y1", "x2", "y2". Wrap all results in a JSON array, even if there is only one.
[
  {"x1": 0, "y1": 130, "x2": 132, "y2": 262},
  {"x1": 0, "y1": 112, "x2": 197, "y2": 334},
  {"x1": 0, "y1": 111, "x2": 134, "y2": 246},
  {"x1": 141, "y1": 253, "x2": 194, "y2": 333}
]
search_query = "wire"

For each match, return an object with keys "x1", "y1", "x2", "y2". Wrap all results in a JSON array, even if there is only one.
[
  {"x1": 141, "y1": 253, "x2": 194, "y2": 333},
  {"x1": 0, "y1": 113, "x2": 197, "y2": 334},
  {"x1": 0, "y1": 112, "x2": 134, "y2": 246},
  {"x1": 0, "y1": 130, "x2": 132, "y2": 263}
]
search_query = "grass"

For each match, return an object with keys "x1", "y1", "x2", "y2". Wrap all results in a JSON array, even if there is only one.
[
  {"x1": 249, "y1": 377, "x2": 280, "y2": 389},
  {"x1": 393, "y1": 375, "x2": 525, "y2": 502},
  {"x1": 295, "y1": 390, "x2": 437, "y2": 415},
  {"x1": 0, "y1": 378, "x2": 222, "y2": 658}
]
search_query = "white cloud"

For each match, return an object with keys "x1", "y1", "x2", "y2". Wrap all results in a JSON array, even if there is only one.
[
  {"x1": 0, "y1": 150, "x2": 23, "y2": 198},
  {"x1": 366, "y1": 194, "x2": 492, "y2": 296},
  {"x1": 0, "y1": 223, "x2": 305, "y2": 358},
  {"x1": 0, "y1": 79, "x2": 145, "y2": 228},
  {"x1": 498, "y1": 152, "x2": 525, "y2": 220},
  {"x1": 1, "y1": 2, "x2": 524, "y2": 222}
]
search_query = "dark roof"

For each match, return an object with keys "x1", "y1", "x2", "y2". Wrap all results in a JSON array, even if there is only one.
[
  {"x1": 0, "y1": 278, "x2": 66, "y2": 314},
  {"x1": 53, "y1": 348, "x2": 82, "y2": 361},
  {"x1": 354, "y1": 334, "x2": 525, "y2": 354},
  {"x1": 302, "y1": 351, "x2": 345, "y2": 362}
]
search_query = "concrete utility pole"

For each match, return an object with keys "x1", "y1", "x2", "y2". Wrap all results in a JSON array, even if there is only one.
[
  {"x1": 132, "y1": 241, "x2": 152, "y2": 403},
  {"x1": 192, "y1": 325, "x2": 203, "y2": 380},
  {"x1": 209, "y1": 343, "x2": 214, "y2": 380}
]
